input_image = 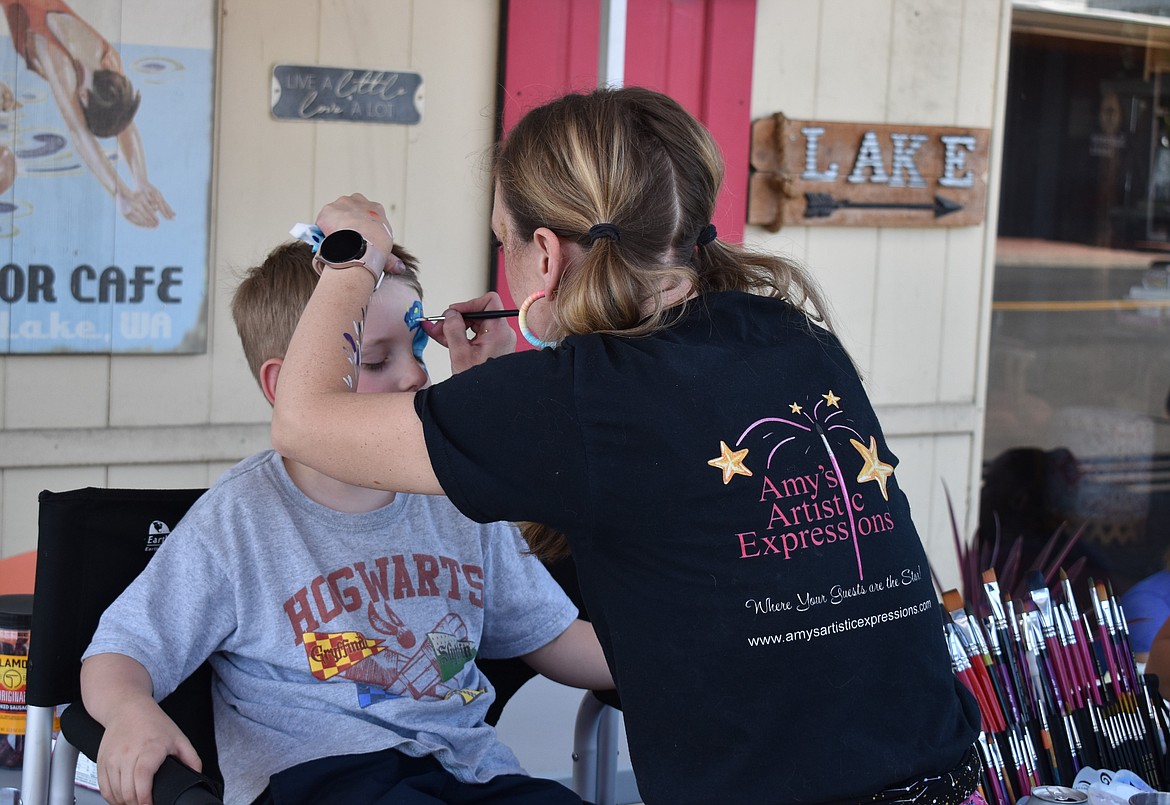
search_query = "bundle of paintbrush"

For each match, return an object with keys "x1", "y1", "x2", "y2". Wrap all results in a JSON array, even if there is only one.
[{"x1": 942, "y1": 572, "x2": 1170, "y2": 804}]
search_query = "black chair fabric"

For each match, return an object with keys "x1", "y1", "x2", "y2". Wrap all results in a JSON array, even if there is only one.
[{"x1": 28, "y1": 487, "x2": 223, "y2": 799}]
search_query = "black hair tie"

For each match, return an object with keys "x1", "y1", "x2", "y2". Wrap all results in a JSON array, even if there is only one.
[
  {"x1": 587, "y1": 223, "x2": 621, "y2": 245},
  {"x1": 696, "y1": 223, "x2": 718, "y2": 246}
]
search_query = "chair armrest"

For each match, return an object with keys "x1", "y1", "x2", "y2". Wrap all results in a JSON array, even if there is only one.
[
  {"x1": 60, "y1": 703, "x2": 224, "y2": 805},
  {"x1": 158, "y1": 757, "x2": 225, "y2": 805},
  {"x1": 572, "y1": 691, "x2": 622, "y2": 805},
  {"x1": 20, "y1": 705, "x2": 56, "y2": 805}
]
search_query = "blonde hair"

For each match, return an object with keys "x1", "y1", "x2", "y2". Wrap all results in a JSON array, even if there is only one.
[
  {"x1": 494, "y1": 86, "x2": 836, "y2": 561},
  {"x1": 493, "y1": 86, "x2": 842, "y2": 559},
  {"x1": 492, "y1": 85, "x2": 834, "y2": 341},
  {"x1": 231, "y1": 240, "x2": 420, "y2": 385}
]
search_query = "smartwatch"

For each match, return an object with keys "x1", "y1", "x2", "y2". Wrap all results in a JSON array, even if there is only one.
[{"x1": 313, "y1": 229, "x2": 387, "y2": 286}]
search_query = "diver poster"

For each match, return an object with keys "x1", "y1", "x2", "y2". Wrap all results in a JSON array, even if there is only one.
[{"x1": 0, "y1": 0, "x2": 214, "y2": 353}]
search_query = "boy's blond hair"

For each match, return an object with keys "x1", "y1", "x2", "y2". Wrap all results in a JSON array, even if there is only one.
[{"x1": 232, "y1": 240, "x2": 421, "y2": 384}]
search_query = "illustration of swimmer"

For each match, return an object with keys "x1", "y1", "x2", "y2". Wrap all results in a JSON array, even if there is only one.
[{"x1": 0, "y1": 0, "x2": 173, "y2": 227}]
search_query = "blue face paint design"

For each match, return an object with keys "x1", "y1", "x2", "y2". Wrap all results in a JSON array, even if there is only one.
[
  {"x1": 404, "y1": 300, "x2": 423, "y2": 330},
  {"x1": 290, "y1": 223, "x2": 325, "y2": 252},
  {"x1": 404, "y1": 300, "x2": 429, "y2": 360}
]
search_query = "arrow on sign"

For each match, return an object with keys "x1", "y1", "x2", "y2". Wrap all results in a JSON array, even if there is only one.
[{"x1": 804, "y1": 193, "x2": 963, "y2": 219}]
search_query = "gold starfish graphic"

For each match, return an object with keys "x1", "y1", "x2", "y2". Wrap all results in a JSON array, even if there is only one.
[
  {"x1": 707, "y1": 441, "x2": 752, "y2": 485},
  {"x1": 823, "y1": 390, "x2": 841, "y2": 407},
  {"x1": 850, "y1": 436, "x2": 893, "y2": 500},
  {"x1": 789, "y1": 402, "x2": 802, "y2": 414}
]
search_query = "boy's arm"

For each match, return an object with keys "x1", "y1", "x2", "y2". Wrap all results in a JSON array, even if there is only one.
[
  {"x1": 521, "y1": 619, "x2": 614, "y2": 691},
  {"x1": 80, "y1": 653, "x2": 202, "y2": 805}
]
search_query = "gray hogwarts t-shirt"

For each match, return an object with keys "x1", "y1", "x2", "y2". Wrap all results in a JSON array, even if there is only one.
[{"x1": 84, "y1": 450, "x2": 577, "y2": 805}]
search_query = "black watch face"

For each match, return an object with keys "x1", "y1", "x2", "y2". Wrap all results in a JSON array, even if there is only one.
[{"x1": 319, "y1": 229, "x2": 366, "y2": 263}]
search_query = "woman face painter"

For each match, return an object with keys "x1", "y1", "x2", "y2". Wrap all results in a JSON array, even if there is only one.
[{"x1": 273, "y1": 86, "x2": 984, "y2": 804}]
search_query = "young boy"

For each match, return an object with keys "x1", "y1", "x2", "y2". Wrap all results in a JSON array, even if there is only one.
[{"x1": 80, "y1": 240, "x2": 611, "y2": 805}]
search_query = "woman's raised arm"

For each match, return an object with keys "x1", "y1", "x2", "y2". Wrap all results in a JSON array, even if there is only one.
[{"x1": 271, "y1": 194, "x2": 442, "y2": 494}]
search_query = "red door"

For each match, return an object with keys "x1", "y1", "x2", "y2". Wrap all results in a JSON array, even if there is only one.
[{"x1": 496, "y1": 0, "x2": 757, "y2": 336}]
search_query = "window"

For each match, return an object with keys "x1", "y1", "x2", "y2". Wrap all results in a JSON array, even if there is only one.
[{"x1": 985, "y1": 3, "x2": 1170, "y2": 627}]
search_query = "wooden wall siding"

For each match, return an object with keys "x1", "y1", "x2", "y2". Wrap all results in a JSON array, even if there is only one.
[
  {"x1": 748, "y1": 0, "x2": 1012, "y2": 580},
  {"x1": 0, "y1": 0, "x2": 1013, "y2": 592},
  {"x1": 0, "y1": 0, "x2": 503, "y2": 555}
]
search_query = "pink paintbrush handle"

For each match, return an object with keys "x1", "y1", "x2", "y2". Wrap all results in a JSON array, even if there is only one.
[
  {"x1": 1070, "y1": 621, "x2": 1101, "y2": 706},
  {"x1": 1097, "y1": 624, "x2": 1123, "y2": 700}
]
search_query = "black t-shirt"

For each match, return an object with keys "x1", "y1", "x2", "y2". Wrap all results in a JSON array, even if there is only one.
[{"x1": 416, "y1": 291, "x2": 980, "y2": 804}]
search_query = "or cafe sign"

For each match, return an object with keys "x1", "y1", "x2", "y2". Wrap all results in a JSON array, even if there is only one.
[{"x1": 748, "y1": 115, "x2": 990, "y2": 231}]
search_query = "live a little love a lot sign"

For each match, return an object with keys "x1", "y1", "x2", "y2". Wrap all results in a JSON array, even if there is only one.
[
  {"x1": 270, "y1": 65, "x2": 423, "y2": 124},
  {"x1": 748, "y1": 115, "x2": 990, "y2": 231}
]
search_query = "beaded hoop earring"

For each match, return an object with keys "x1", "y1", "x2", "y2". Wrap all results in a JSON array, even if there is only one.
[{"x1": 518, "y1": 290, "x2": 556, "y2": 349}]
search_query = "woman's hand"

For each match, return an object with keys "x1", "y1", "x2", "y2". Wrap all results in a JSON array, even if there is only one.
[
  {"x1": 422, "y1": 292, "x2": 516, "y2": 374},
  {"x1": 315, "y1": 193, "x2": 395, "y2": 263}
]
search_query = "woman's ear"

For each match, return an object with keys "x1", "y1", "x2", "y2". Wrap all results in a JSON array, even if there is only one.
[
  {"x1": 532, "y1": 226, "x2": 565, "y2": 295},
  {"x1": 259, "y1": 357, "x2": 284, "y2": 406}
]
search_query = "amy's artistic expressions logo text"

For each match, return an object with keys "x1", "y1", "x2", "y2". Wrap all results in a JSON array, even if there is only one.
[{"x1": 708, "y1": 390, "x2": 895, "y2": 581}]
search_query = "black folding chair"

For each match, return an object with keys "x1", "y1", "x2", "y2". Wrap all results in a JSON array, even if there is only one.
[
  {"x1": 20, "y1": 487, "x2": 222, "y2": 805},
  {"x1": 19, "y1": 486, "x2": 625, "y2": 805}
]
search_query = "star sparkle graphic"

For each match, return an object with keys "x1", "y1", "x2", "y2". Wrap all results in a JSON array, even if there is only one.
[
  {"x1": 732, "y1": 390, "x2": 881, "y2": 580},
  {"x1": 850, "y1": 436, "x2": 894, "y2": 500},
  {"x1": 707, "y1": 440, "x2": 752, "y2": 484}
]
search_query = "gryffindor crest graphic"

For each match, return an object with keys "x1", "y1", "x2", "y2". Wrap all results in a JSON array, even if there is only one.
[{"x1": 301, "y1": 602, "x2": 482, "y2": 705}]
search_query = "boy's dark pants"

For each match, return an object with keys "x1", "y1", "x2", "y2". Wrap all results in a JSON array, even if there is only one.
[{"x1": 252, "y1": 746, "x2": 582, "y2": 804}]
